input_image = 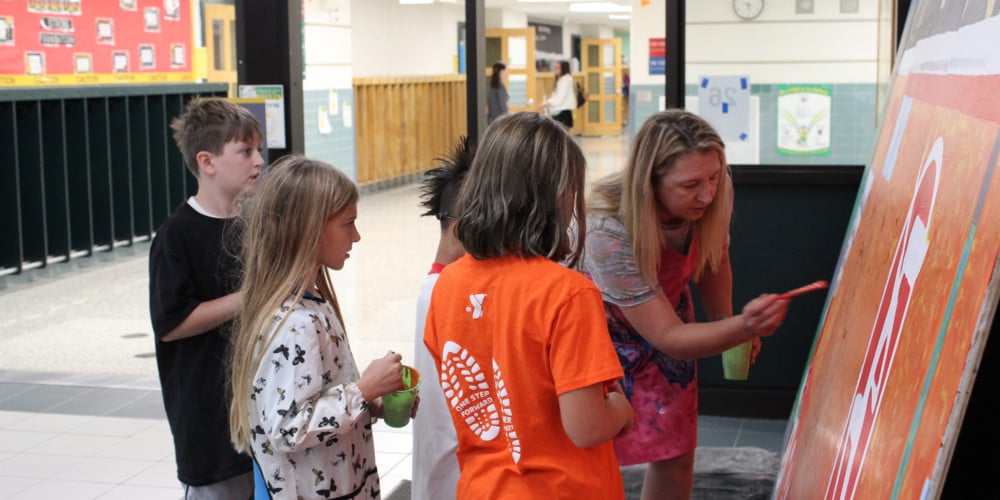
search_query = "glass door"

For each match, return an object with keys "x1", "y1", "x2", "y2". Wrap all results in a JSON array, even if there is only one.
[
  {"x1": 581, "y1": 37, "x2": 622, "y2": 136},
  {"x1": 485, "y1": 28, "x2": 536, "y2": 114}
]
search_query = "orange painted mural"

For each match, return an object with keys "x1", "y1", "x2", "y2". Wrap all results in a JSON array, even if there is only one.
[{"x1": 774, "y1": 4, "x2": 1000, "y2": 499}]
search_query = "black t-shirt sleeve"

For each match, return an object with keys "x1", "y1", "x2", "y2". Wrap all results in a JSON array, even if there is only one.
[{"x1": 149, "y1": 219, "x2": 202, "y2": 341}]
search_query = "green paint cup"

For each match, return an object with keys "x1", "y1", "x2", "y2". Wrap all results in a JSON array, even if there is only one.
[
  {"x1": 383, "y1": 365, "x2": 420, "y2": 428},
  {"x1": 722, "y1": 341, "x2": 752, "y2": 381}
]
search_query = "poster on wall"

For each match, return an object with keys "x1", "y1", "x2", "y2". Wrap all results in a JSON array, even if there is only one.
[
  {"x1": 238, "y1": 84, "x2": 287, "y2": 150},
  {"x1": 0, "y1": 0, "x2": 192, "y2": 86},
  {"x1": 648, "y1": 37, "x2": 664, "y2": 76},
  {"x1": 773, "y1": 4, "x2": 1000, "y2": 499},
  {"x1": 777, "y1": 84, "x2": 831, "y2": 156}
]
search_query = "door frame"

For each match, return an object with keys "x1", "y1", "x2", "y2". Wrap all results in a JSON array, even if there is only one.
[{"x1": 581, "y1": 37, "x2": 623, "y2": 136}]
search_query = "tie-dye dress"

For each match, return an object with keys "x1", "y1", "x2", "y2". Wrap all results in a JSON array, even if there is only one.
[{"x1": 583, "y1": 214, "x2": 699, "y2": 465}]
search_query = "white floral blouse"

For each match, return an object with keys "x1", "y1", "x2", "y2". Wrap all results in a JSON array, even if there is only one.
[{"x1": 249, "y1": 292, "x2": 380, "y2": 499}]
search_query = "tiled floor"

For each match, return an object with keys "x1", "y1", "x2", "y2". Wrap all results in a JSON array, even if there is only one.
[{"x1": 0, "y1": 136, "x2": 786, "y2": 499}]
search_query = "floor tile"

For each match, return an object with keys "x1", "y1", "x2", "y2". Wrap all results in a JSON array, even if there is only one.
[
  {"x1": 95, "y1": 484, "x2": 182, "y2": 500},
  {"x1": 0, "y1": 385, "x2": 88, "y2": 413},
  {"x1": 0, "y1": 383, "x2": 34, "y2": 405},
  {"x1": 0, "y1": 452, "x2": 86, "y2": 478},
  {"x1": 46, "y1": 388, "x2": 151, "y2": 417},
  {"x1": 96, "y1": 426, "x2": 174, "y2": 461},
  {"x1": 0, "y1": 429, "x2": 60, "y2": 453},
  {"x1": 107, "y1": 392, "x2": 167, "y2": 420},
  {"x1": 384, "y1": 454, "x2": 413, "y2": 479},
  {"x1": 3, "y1": 411, "x2": 98, "y2": 433},
  {"x1": 375, "y1": 451, "x2": 408, "y2": 478},
  {"x1": 2, "y1": 476, "x2": 38, "y2": 499},
  {"x1": 122, "y1": 461, "x2": 180, "y2": 489},
  {"x1": 7, "y1": 479, "x2": 112, "y2": 500},
  {"x1": 78, "y1": 415, "x2": 159, "y2": 438},
  {"x1": 373, "y1": 429, "x2": 414, "y2": 454},
  {"x1": 0, "y1": 410, "x2": 32, "y2": 427},
  {"x1": 32, "y1": 432, "x2": 123, "y2": 457},
  {"x1": 60, "y1": 456, "x2": 160, "y2": 483}
]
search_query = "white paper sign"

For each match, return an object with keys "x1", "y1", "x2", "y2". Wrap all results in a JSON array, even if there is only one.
[{"x1": 697, "y1": 75, "x2": 751, "y2": 143}]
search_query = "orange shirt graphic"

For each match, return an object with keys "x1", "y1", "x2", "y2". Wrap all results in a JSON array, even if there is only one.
[{"x1": 424, "y1": 255, "x2": 625, "y2": 499}]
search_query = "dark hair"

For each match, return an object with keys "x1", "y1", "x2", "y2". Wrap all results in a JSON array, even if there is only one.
[
  {"x1": 419, "y1": 136, "x2": 475, "y2": 228},
  {"x1": 170, "y1": 97, "x2": 262, "y2": 177},
  {"x1": 490, "y1": 61, "x2": 506, "y2": 89},
  {"x1": 557, "y1": 60, "x2": 571, "y2": 77},
  {"x1": 456, "y1": 112, "x2": 587, "y2": 267}
]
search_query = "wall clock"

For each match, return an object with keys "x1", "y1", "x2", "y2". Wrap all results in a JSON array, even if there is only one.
[{"x1": 733, "y1": 0, "x2": 765, "y2": 20}]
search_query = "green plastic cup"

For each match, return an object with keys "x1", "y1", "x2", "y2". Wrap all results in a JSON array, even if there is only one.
[
  {"x1": 383, "y1": 365, "x2": 420, "y2": 428},
  {"x1": 722, "y1": 341, "x2": 752, "y2": 380}
]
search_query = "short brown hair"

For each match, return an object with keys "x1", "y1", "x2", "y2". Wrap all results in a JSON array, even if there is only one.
[{"x1": 170, "y1": 97, "x2": 262, "y2": 177}]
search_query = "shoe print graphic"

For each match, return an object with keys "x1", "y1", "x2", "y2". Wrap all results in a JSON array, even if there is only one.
[
  {"x1": 440, "y1": 341, "x2": 502, "y2": 442},
  {"x1": 493, "y1": 359, "x2": 521, "y2": 464}
]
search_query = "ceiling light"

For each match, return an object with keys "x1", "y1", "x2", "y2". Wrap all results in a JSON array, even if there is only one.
[
  {"x1": 399, "y1": 0, "x2": 434, "y2": 4},
  {"x1": 609, "y1": 14, "x2": 631, "y2": 20},
  {"x1": 569, "y1": 2, "x2": 631, "y2": 13}
]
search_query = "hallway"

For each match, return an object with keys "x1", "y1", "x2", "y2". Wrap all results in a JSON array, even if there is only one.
[{"x1": 0, "y1": 136, "x2": 786, "y2": 499}]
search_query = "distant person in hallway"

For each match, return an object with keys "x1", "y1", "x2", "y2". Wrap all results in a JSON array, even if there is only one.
[
  {"x1": 583, "y1": 109, "x2": 790, "y2": 500},
  {"x1": 487, "y1": 61, "x2": 509, "y2": 124},
  {"x1": 539, "y1": 60, "x2": 576, "y2": 129},
  {"x1": 228, "y1": 156, "x2": 412, "y2": 499},
  {"x1": 424, "y1": 112, "x2": 633, "y2": 499},
  {"x1": 149, "y1": 97, "x2": 264, "y2": 498},
  {"x1": 412, "y1": 136, "x2": 474, "y2": 500}
]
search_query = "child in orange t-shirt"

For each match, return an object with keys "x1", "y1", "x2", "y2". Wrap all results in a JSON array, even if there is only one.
[{"x1": 423, "y1": 112, "x2": 634, "y2": 499}]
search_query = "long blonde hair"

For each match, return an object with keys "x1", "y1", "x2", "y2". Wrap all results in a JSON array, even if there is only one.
[
  {"x1": 228, "y1": 155, "x2": 359, "y2": 453},
  {"x1": 589, "y1": 109, "x2": 732, "y2": 286}
]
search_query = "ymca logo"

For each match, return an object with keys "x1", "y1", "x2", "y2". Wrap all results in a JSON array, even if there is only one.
[{"x1": 466, "y1": 293, "x2": 486, "y2": 319}]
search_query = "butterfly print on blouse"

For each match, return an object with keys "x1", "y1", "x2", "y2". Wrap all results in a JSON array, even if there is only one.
[
  {"x1": 312, "y1": 468, "x2": 325, "y2": 486},
  {"x1": 273, "y1": 344, "x2": 290, "y2": 360},
  {"x1": 319, "y1": 416, "x2": 339, "y2": 428},
  {"x1": 276, "y1": 387, "x2": 286, "y2": 401},
  {"x1": 272, "y1": 469, "x2": 284, "y2": 483},
  {"x1": 316, "y1": 478, "x2": 337, "y2": 497},
  {"x1": 265, "y1": 482, "x2": 283, "y2": 495},
  {"x1": 260, "y1": 440, "x2": 274, "y2": 455},
  {"x1": 251, "y1": 424, "x2": 265, "y2": 441},
  {"x1": 322, "y1": 371, "x2": 333, "y2": 384},
  {"x1": 292, "y1": 344, "x2": 306, "y2": 365},
  {"x1": 316, "y1": 431, "x2": 339, "y2": 447},
  {"x1": 277, "y1": 399, "x2": 300, "y2": 418}
]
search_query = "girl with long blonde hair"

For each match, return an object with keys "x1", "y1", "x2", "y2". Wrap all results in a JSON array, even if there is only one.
[
  {"x1": 229, "y1": 156, "x2": 407, "y2": 499},
  {"x1": 585, "y1": 109, "x2": 790, "y2": 500}
]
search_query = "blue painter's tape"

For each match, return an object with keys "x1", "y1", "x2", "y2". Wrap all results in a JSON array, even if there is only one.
[
  {"x1": 700, "y1": 77, "x2": 709, "y2": 88},
  {"x1": 722, "y1": 102, "x2": 729, "y2": 114},
  {"x1": 740, "y1": 77, "x2": 748, "y2": 90},
  {"x1": 740, "y1": 132, "x2": 748, "y2": 141}
]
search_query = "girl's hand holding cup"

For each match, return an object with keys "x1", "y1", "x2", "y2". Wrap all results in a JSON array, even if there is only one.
[{"x1": 357, "y1": 350, "x2": 404, "y2": 401}]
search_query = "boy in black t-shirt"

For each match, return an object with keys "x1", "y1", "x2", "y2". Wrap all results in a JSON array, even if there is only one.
[{"x1": 149, "y1": 97, "x2": 264, "y2": 498}]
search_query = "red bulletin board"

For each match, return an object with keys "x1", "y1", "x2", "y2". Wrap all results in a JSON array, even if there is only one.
[
  {"x1": 0, "y1": 0, "x2": 193, "y2": 86},
  {"x1": 774, "y1": 5, "x2": 1000, "y2": 499}
]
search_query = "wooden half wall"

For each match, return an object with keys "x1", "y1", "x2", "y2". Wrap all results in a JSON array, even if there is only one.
[{"x1": 353, "y1": 75, "x2": 466, "y2": 188}]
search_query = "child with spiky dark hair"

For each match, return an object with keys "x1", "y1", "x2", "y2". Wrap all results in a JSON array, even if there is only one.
[{"x1": 412, "y1": 136, "x2": 474, "y2": 500}]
